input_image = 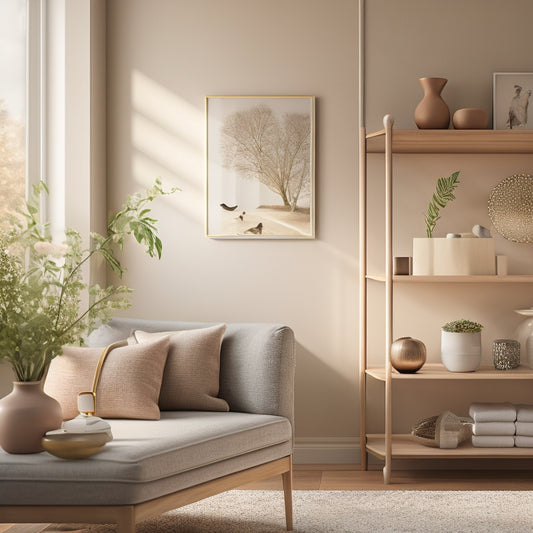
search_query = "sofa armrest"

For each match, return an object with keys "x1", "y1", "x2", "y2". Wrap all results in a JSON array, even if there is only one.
[{"x1": 220, "y1": 323, "x2": 294, "y2": 422}]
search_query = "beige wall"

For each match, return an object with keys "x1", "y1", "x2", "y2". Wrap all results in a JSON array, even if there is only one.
[
  {"x1": 365, "y1": 0, "x2": 533, "y2": 132},
  {"x1": 106, "y1": 0, "x2": 359, "y2": 458}
]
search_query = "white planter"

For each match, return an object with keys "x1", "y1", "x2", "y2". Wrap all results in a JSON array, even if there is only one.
[
  {"x1": 413, "y1": 238, "x2": 495, "y2": 275},
  {"x1": 441, "y1": 330, "x2": 481, "y2": 372}
]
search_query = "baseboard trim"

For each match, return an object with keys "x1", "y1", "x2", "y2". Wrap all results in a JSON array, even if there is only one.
[{"x1": 294, "y1": 437, "x2": 360, "y2": 465}]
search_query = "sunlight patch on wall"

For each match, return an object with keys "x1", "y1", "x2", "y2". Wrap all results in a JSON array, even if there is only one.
[
  {"x1": 132, "y1": 70, "x2": 203, "y2": 148},
  {"x1": 131, "y1": 70, "x2": 205, "y2": 222},
  {"x1": 131, "y1": 113, "x2": 201, "y2": 185}
]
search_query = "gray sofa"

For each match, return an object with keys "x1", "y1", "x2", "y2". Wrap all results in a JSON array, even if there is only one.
[{"x1": 0, "y1": 318, "x2": 295, "y2": 532}]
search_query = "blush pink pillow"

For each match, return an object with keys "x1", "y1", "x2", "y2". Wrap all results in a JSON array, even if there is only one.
[
  {"x1": 44, "y1": 336, "x2": 169, "y2": 420},
  {"x1": 131, "y1": 324, "x2": 229, "y2": 411}
]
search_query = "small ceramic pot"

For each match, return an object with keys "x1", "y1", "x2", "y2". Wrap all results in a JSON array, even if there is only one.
[
  {"x1": 493, "y1": 339, "x2": 520, "y2": 370},
  {"x1": 452, "y1": 108, "x2": 488, "y2": 129},
  {"x1": 441, "y1": 331, "x2": 481, "y2": 372},
  {"x1": 390, "y1": 336, "x2": 427, "y2": 373}
]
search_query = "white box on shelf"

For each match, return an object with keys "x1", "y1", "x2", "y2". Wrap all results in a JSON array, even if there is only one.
[{"x1": 412, "y1": 237, "x2": 496, "y2": 275}]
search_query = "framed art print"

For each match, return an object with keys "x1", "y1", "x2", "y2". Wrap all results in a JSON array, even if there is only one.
[
  {"x1": 206, "y1": 95, "x2": 315, "y2": 238},
  {"x1": 493, "y1": 72, "x2": 533, "y2": 129}
]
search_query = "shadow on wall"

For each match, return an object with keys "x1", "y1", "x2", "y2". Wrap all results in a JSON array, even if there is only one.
[{"x1": 294, "y1": 341, "x2": 357, "y2": 437}]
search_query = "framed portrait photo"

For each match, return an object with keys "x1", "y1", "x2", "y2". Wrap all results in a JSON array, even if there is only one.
[
  {"x1": 493, "y1": 72, "x2": 533, "y2": 130},
  {"x1": 206, "y1": 95, "x2": 315, "y2": 239}
]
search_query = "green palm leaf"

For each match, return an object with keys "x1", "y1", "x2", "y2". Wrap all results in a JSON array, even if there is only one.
[{"x1": 424, "y1": 171, "x2": 460, "y2": 237}]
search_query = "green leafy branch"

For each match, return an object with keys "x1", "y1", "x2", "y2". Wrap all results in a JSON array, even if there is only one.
[
  {"x1": 424, "y1": 171, "x2": 460, "y2": 238},
  {"x1": 0, "y1": 178, "x2": 180, "y2": 381}
]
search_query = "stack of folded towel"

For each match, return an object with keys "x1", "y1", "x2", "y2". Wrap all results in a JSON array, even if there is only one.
[
  {"x1": 469, "y1": 402, "x2": 516, "y2": 447},
  {"x1": 515, "y1": 405, "x2": 533, "y2": 448}
]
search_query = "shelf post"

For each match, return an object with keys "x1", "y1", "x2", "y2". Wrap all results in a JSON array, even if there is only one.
[
  {"x1": 383, "y1": 114, "x2": 394, "y2": 484},
  {"x1": 358, "y1": 0, "x2": 368, "y2": 471},
  {"x1": 359, "y1": 124, "x2": 368, "y2": 470}
]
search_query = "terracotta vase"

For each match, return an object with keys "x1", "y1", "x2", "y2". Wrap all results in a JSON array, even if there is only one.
[
  {"x1": 0, "y1": 381, "x2": 63, "y2": 454},
  {"x1": 414, "y1": 77, "x2": 450, "y2": 129},
  {"x1": 390, "y1": 337, "x2": 427, "y2": 373}
]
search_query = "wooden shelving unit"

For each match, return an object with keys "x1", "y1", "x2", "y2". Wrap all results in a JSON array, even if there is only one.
[
  {"x1": 367, "y1": 275, "x2": 533, "y2": 284},
  {"x1": 366, "y1": 364, "x2": 533, "y2": 381},
  {"x1": 366, "y1": 434, "x2": 533, "y2": 459},
  {"x1": 365, "y1": 128, "x2": 533, "y2": 154},
  {"x1": 358, "y1": 116, "x2": 533, "y2": 484}
]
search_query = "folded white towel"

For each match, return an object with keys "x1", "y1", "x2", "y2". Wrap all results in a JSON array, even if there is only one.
[
  {"x1": 472, "y1": 422, "x2": 515, "y2": 436},
  {"x1": 471, "y1": 435, "x2": 515, "y2": 447},
  {"x1": 469, "y1": 402, "x2": 516, "y2": 422},
  {"x1": 515, "y1": 435, "x2": 533, "y2": 447},
  {"x1": 516, "y1": 404, "x2": 533, "y2": 422},
  {"x1": 515, "y1": 422, "x2": 533, "y2": 436}
]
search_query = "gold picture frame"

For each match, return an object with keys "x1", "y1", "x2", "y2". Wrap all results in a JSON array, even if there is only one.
[{"x1": 206, "y1": 95, "x2": 315, "y2": 239}]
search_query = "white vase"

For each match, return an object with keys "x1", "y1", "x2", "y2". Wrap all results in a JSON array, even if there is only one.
[
  {"x1": 441, "y1": 331, "x2": 481, "y2": 372},
  {"x1": 515, "y1": 309, "x2": 533, "y2": 368}
]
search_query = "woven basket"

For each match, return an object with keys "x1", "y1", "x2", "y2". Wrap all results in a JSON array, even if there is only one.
[{"x1": 411, "y1": 411, "x2": 472, "y2": 449}]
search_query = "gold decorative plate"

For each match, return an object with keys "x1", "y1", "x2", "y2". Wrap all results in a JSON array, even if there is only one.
[{"x1": 488, "y1": 173, "x2": 533, "y2": 243}]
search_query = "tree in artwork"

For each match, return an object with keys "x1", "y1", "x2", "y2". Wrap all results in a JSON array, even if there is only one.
[{"x1": 220, "y1": 104, "x2": 311, "y2": 212}]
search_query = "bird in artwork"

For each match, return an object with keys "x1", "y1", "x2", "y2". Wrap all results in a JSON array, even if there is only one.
[
  {"x1": 220, "y1": 203, "x2": 238, "y2": 211},
  {"x1": 235, "y1": 211, "x2": 246, "y2": 221},
  {"x1": 245, "y1": 222, "x2": 263, "y2": 235}
]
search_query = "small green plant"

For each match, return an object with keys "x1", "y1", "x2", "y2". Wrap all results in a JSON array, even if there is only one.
[
  {"x1": 442, "y1": 319, "x2": 483, "y2": 333},
  {"x1": 425, "y1": 171, "x2": 460, "y2": 237}
]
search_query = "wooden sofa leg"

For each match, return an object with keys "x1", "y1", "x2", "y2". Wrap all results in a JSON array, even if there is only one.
[
  {"x1": 282, "y1": 456, "x2": 294, "y2": 531},
  {"x1": 116, "y1": 507, "x2": 136, "y2": 533}
]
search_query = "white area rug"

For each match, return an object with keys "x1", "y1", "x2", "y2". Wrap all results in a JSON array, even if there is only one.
[{"x1": 42, "y1": 489, "x2": 533, "y2": 533}]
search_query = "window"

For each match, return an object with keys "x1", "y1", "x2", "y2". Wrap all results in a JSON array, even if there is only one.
[{"x1": 0, "y1": 0, "x2": 27, "y2": 222}]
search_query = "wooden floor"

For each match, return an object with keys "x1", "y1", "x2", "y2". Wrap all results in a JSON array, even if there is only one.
[
  {"x1": 3, "y1": 466, "x2": 533, "y2": 533},
  {"x1": 241, "y1": 464, "x2": 533, "y2": 490}
]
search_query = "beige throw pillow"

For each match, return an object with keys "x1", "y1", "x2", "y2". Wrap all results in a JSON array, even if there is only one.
[
  {"x1": 44, "y1": 336, "x2": 169, "y2": 420},
  {"x1": 131, "y1": 324, "x2": 229, "y2": 411}
]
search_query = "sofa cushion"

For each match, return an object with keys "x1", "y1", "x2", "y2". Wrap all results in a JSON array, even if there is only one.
[
  {"x1": 131, "y1": 324, "x2": 229, "y2": 412},
  {"x1": 44, "y1": 336, "x2": 169, "y2": 420},
  {"x1": 0, "y1": 411, "x2": 292, "y2": 505}
]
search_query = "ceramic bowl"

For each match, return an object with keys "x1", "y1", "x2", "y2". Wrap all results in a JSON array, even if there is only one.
[
  {"x1": 452, "y1": 108, "x2": 488, "y2": 129},
  {"x1": 41, "y1": 432, "x2": 110, "y2": 459}
]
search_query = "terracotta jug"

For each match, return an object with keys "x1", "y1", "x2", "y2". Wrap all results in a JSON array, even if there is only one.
[
  {"x1": 0, "y1": 381, "x2": 62, "y2": 453},
  {"x1": 414, "y1": 77, "x2": 450, "y2": 129}
]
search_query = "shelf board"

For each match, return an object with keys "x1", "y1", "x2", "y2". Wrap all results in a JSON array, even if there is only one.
[
  {"x1": 367, "y1": 274, "x2": 533, "y2": 283},
  {"x1": 366, "y1": 364, "x2": 533, "y2": 381},
  {"x1": 365, "y1": 129, "x2": 533, "y2": 154},
  {"x1": 366, "y1": 434, "x2": 533, "y2": 459}
]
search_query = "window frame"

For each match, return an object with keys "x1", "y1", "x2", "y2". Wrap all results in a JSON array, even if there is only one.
[{"x1": 26, "y1": 0, "x2": 44, "y2": 193}]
